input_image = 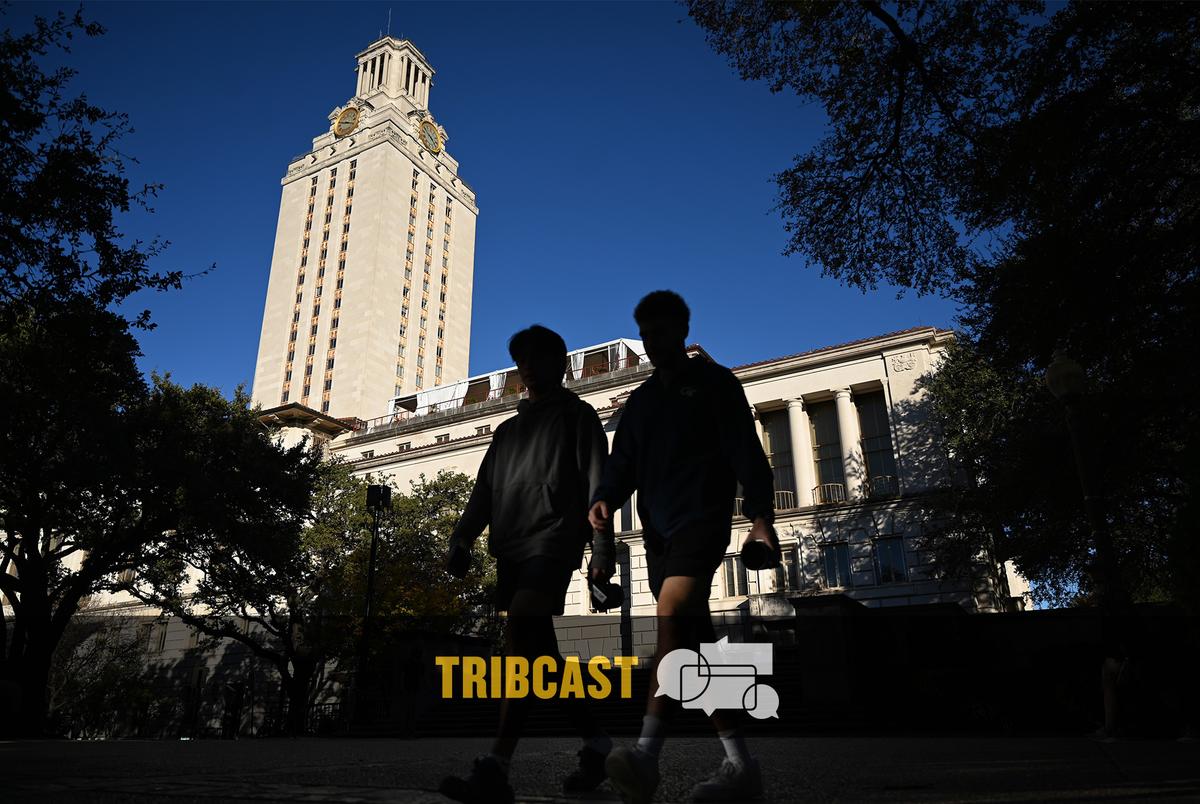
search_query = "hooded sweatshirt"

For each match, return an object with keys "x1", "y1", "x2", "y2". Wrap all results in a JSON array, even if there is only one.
[
  {"x1": 449, "y1": 387, "x2": 615, "y2": 571},
  {"x1": 592, "y1": 356, "x2": 775, "y2": 541}
]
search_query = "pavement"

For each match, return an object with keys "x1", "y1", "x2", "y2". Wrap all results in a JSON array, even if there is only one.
[{"x1": 3, "y1": 735, "x2": 1199, "y2": 803}]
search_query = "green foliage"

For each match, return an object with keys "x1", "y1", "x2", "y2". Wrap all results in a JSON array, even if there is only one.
[
  {"x1": 689, "y1": 1, "x2": 1200, "y2": 606},
  {"x1": 0, "y1": 7, "x2": 192, "y2": 327},
  {"x1": 45, "y1": 606, "x2": 157, "y2": 738},
  {"x1": 373, "y1": 471, "x2": 496, "y2": 631}
]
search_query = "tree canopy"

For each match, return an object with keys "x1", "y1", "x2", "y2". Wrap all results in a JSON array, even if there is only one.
[
  {"x1": 688, "y1": 1, "x2": 1200, "y2": 606},
  {"x1": 0, "y1": 7, "x2": 192, "y2": 327}
]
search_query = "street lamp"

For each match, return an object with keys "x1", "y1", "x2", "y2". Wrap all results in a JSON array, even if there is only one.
[{"x1": 353, "y1": 483, "x2": 391, "y2": 726}]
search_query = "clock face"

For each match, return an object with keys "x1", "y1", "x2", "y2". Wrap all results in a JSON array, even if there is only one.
[
  {"x1": 334, "y1": 107, "x2": 360, "y2": 137},
  {"x1": 419, "y1": 120, "x2": 442, "y2": 153}
]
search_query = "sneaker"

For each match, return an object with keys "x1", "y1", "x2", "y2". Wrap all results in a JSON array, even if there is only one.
[
  {"x1": 689, "y1": 757, "x2": 763, "y2": 802},
  {"x1": 438, "y1": 754, "x2": 515, "y2": 804},
  {"x1": 605, "y1": 745, "x2": 660, "y2": 804},
  {"x1": 563, "y1": 745, "x2": 609, "y2": 793}
]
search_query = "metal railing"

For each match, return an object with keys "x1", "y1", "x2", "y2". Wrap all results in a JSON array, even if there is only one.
[
  {"x1": 813, "y1": 482, "x2": 847, "y2": 505},
  {"x1": 351, "y1": 355, "x2": 649, "y2": 439},
  {"x1": 866, "y1": 474, "x2": 900, "y2": 498},
  {"x1": 734, "y1": 489, "x2": 799, "y2": 517}
]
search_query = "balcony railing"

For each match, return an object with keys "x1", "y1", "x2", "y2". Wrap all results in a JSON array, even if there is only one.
[
  {"x1": 350, "y1": 355, "x2": 649, "y2": 439},
  {"x1": 813, "y1": 483, "x2": 847, "y2": 505},
  {"x1": 733, "y1": 490, "x2": 798, "y2": 517},
  {"x1": 866, "y1": 474, "x2": 900, "y2": 499}
]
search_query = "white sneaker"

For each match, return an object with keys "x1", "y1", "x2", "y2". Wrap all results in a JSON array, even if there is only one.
[
  {"x1": 689, "y1": 757, "x2": 763, "y2": 802},
  {"x1": 605, "y1": 745, "x2": 660, "y2": 804}
]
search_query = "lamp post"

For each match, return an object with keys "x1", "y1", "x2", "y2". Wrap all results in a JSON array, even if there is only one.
[{"x1": 354, "y1": 483, "x2": 391, "y2": 725}]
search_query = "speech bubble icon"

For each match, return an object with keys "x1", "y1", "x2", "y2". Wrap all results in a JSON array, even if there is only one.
[
  {"x1": 655, "y1": 647, "x2": 704, "y2": 698},
  {"x1": 744, "y1": 683, "x2": 780, "y2": 719},
  {"x1": 678, "y1": 664, "x2": 712, "y2": 706}
]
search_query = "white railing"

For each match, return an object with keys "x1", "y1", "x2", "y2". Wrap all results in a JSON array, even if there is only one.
[
  {"x1": 352, "y1": 355, "x2": 650, "y2": 437},
  {"x1": 813, "y1": 483, "x2": 847, "y2": 505}
]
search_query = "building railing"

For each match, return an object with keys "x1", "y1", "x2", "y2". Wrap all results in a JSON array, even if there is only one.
[
  {"x1": 733, "y1": 490, "x2": 798, "y2": 517},
  {"x1": 813, "y1": 482, "x2": 847, "y2": 505},
  {"x1": 351, "y1": 355, "x2": 649, "y2": 439},
  {"x1": 732, "y1": 480, "x2": 897, "y2": 514},
  {"x1": 866, "y1": 474, "x2": 900, "y2": 499}
]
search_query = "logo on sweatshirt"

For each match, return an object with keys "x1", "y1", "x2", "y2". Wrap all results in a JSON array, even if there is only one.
[{"x1": 655, "y1": 637, "x2": 779, "y2": 719}]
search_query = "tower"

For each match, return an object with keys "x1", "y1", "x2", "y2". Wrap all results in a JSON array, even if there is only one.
[{"x1": 252, "y1": 36, "x2": 478, "y2": 420}]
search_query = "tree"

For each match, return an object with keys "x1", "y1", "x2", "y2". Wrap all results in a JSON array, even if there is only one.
[
  {"x1": 688, "y1": 1, "x2": 1199, "y2": 606},
  {"x1": 0, "y1": 295, "x2": 322, "y2": 736},
  {"x1": 45, "y1": 600, "x2": 156, "y2": 739},
  {"x1": 0, "y1": 7, "x2": 190, "y2": 327},
  {"x1": 126, "y1": 463, "x2": 491, "y2": 735}
]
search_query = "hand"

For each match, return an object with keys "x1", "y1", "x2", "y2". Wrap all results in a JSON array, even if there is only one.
[
  {"x1": 748, "y1": 517, "x2": 778, "y2": 549},
  {"x1": 739, "y1": 520, "x2": 787, "y2": 571},
  {"x1": 589, "y1": 563, "x2": 614, "y2": 585},
  {"x1": 446, "y1": 542, "x2": 471, "y2": 578},
  {"x1": 588, "y1": 500, "x2": 610, "y2": 531}
]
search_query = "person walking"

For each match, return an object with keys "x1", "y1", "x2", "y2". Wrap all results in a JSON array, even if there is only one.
[
  {"x1": 589, "y1": 291, "x2": 778, "y2": 803},
  {"x1": 440, "y1": 325, "x2": 617, "y2": 804}
]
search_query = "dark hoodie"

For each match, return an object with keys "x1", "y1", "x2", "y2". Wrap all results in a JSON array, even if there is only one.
[{"x1": 449, "y1": 387, "x2": 615, "y2": 571}]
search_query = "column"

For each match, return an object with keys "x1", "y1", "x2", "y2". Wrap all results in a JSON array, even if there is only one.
[
  {"x1": 786, "y1": 398, "x2": 816, "y2": 508},
  {"x1": 834, "y1": 388, "x2": 864, "y2": 500},
  {"x1": 751, "y1": 407, "x2": 765, "y2": 445}
]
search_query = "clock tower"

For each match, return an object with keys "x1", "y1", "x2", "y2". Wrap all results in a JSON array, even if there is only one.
[{"x1": 251, "y1": 36, "x2": 478, "y2": 421}]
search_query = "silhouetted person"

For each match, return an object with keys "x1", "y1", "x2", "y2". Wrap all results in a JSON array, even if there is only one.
[
  {"x1": 589, "y1": 291, "x2": 777, "y2": 802},
  {"x1": 440, "y1": 325, "x2": 616, "y2": 804}
]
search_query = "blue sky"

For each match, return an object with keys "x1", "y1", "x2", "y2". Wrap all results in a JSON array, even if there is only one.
[{"x1": 12, "y1": 1, "x2": 958, "y2": 397}]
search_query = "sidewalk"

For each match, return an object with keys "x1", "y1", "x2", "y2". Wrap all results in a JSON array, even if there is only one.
[{"x1": 3, "y1": 735, "x2": 1198, "y2": 802}]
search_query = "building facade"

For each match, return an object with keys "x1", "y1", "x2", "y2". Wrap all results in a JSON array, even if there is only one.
[
  {"x1": 269, "y1": 326, "x2": 1026, "y2": 659},
  {"x1": 251, "y1": 36, "x2": 478, "y2": 420}
]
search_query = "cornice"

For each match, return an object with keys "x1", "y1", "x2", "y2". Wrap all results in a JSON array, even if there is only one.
[{"x1": 733, "y1": 327, "x2": 954, "y2": 383}]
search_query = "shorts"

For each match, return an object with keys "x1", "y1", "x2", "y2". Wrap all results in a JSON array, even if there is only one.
[
  {"x1": 644, "y1": 521, "x2": 729, "y2": 600},
  {"x1": 494, "y1": 553, "x2": 578, "y2": 615}
]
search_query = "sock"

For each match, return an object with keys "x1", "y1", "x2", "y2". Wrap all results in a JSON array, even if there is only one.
[
  {"x1": 584, "y1": 731, "x2": 613, "y2": 754},
  {"x1": 487, "y1": 753, "x2": 511, "y2": 776},
  {"x1": 636, "y1": 714, "x2": 666, "y2": 757},
  {"x1": 717, "y1": 729, "x2": 751, "y2": 769}
]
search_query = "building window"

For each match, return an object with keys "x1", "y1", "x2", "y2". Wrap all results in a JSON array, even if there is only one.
[
  {"x1": 435, "y1": 433, "x2": 450, "y2": 444},
  {"x1": 398, "y1": 441, "x2": 411, "y2": 452},
  {"x1": 821, "y1": 543, "x2": 852, "y2": 589},
  {"x1": 856, "y1": 391, "x2": 900, "y2": 497},
  {"x1": 326, "y1": 358, "x2": 335, "y2": 369},
  {"x1": 476, "y1": 425, "x2": 491, "y2": 436},
  {"x1": 321, "y1": 400, "x2": 330, "y2": 413},
  {"x1": 362, "y1": 450, "x2": 374, "y2": 459},
  {"x1": 722, "y1": 556, "x2": 748, "y2": 597},
  {"x1": 875, "y1": 538, "x2": 907, "y2": 584},
  {"x1": 808, "y1": 401, "x2": 846, "y2": 502}
]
